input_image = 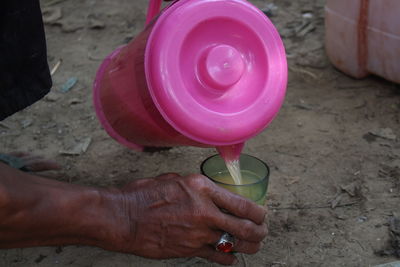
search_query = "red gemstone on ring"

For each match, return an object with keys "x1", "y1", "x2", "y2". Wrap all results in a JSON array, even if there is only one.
[{"x1": 216, "y1": 241, "x2": 233, "y2": 253}]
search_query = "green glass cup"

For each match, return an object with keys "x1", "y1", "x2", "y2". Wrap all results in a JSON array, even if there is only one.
[{"x1": 200, "y1": 154, "x2": 270, "y2": 205}]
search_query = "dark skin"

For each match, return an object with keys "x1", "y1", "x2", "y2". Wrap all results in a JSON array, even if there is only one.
[
  {"x1": 1, "y1": 1, "x2": 268, "y2": 264},
  {"x1": 0, "y1": 154, "x2": 267, "y2": 265}
]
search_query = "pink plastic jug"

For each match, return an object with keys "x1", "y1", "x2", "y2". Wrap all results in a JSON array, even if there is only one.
[
  {"x1": 325, "y1": 0, "x2": 400, "y2": 84},
  {"x1": 93, "y1": 0, "x2": 287, "y2": 151}
]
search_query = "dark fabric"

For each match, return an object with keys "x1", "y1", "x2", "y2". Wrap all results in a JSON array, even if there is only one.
[{"x1": 0, "y1": 0, "x2": 52, "y2": 121}]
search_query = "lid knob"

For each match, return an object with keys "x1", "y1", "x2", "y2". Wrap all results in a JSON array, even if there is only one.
[{"x1": 200, "y1": 45, "x2": 245, "y2": 89}]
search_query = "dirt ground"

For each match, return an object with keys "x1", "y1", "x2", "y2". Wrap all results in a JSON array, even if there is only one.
[{"x1": 1, "y1": 0, "x2": 399, "y2": 266}]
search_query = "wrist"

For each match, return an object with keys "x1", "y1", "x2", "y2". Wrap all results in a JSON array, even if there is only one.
[
  {"x1": 54, "y1": 186, "x2": 109, "y2": 246},
  {"x1": 88, "y1": 186, "x2": 134, "y2": 252},
  {"x1": 27, "y1": 181, "x2": 112, "y2": 247},
  {"x1": 43, "y1": 184, "x2": 129, "y2": 249}
]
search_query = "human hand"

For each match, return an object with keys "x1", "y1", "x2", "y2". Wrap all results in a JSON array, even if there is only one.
[
  {"x1": 99, "y1": 173, "x2": 267, "y2": 265},
  {"x1": 1, "y1": 152, "x2": 61, "y2": 172}
]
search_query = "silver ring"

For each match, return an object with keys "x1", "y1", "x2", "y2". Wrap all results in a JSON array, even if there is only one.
[{"x1": 215, "y1": 232, "x2": 235, "y2": 252}]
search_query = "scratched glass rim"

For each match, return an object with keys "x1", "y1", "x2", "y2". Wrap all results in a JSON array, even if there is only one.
[{"x1": 200, "y1": 154, "x2": 270, "y2": 187}]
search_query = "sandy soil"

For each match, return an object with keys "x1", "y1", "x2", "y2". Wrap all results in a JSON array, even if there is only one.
[{"x1": 1, "y1": 0, "x2": 399, "y2": 266}]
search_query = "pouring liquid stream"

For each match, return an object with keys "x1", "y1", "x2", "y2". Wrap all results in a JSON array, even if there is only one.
[
  {"x1": 225, "y1": 159, "x2": 243, "y2": 185},
  {"x1": 217, "y1": 143, "x2": 245, "y2": 186}
]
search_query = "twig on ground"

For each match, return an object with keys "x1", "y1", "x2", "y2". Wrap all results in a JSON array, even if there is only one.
[
  {"x1": 50, "y1": 59, "x2": 62, "y2": 76},
  {"x1": 43, "y1": 0, "x2": 67, "y2": 7},
  {"x1": 289, "y1": 66, "x2": 318, "y2": 79},
  {"x1": 268, "y1": 200, "x2": 360, "y2": 210}
]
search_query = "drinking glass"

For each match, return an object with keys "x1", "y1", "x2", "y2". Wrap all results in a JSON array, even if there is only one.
[{"x1": 200, "y1": 154, "x2": 270, "y2": 205}]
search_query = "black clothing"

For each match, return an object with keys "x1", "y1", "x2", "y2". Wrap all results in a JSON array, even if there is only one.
[{"x1": 0, "y1": 0, "x2": 52, "y2": 120}]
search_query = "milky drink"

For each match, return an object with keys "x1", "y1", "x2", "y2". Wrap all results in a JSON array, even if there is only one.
[
  {"x1": 216, "y1": 144, "x2": 268, "y2": 204},
  {"x1": 211, "y1": 169, "x2": 267, "y2": 205},
  {"x1": 217, "y1": 143, "x2": 245, "y2": 184}
]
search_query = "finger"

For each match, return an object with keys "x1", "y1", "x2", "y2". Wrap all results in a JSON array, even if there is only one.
[
  {"x1": 6, "y1": 153, "x2": 62, "y2": 172},
  {"x1": 20, "y1": 155, "x2": 46, "y2": 162},
  {"x1": 8, "y1": 151, "x2": 31, "y2": 157},
  {"x1": 211, "y1": 186, "x2": 266, "y2": 225},
  {"x1": 198, "y1": 246, "x2": 237, "y2": 266},
  {"x1": 214, "y1": 213, "x2": 267, "y2": 242},
  {"x1": 234, "y1": 239, "x2": 263, "y2": 254},
  {"x1": 23, "y1": 159, "x2": 62, "y2": 172}
]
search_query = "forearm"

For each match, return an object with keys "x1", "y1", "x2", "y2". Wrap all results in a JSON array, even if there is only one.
[{"x1": 0, "y1": 162, "x2": 114, "y2": 248}]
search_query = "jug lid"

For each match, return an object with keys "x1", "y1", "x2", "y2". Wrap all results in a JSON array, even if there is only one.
[{"x1": 145, "y1": 0, "x2": 287, "y2": 145}]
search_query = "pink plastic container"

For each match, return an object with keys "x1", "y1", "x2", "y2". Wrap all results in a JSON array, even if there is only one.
[
  {"x1": 325, "y1": 0, "x2": 400, "y2": 84},
  {"x1": 93, "y1": 0, "x2": 287, "y2": 151}
]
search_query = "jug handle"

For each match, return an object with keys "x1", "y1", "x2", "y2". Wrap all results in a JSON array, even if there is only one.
[{"x1": 146, "y1": 0, "x2": 163, "y2": 25}]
